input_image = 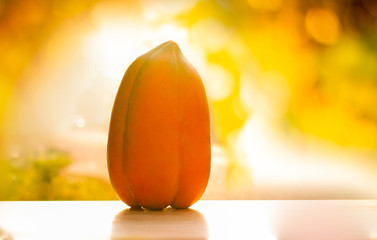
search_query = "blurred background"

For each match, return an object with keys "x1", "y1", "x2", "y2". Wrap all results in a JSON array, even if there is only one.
[{"x1": 1, "y1": 0, "x2": 377, "y2": 200}]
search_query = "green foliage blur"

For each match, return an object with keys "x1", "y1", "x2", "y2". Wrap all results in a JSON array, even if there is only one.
[{"x1": 0, "y1": 149, "x2": 116, "y2": 200}]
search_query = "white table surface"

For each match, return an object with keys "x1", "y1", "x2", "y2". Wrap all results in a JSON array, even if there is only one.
[{"x1": 0, "y1": 200, "x2": 376, "y2": 240}]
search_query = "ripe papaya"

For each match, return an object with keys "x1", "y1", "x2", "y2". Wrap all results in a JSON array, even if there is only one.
[{"x1": 107, "y1": 41, "x2": 211, "y2": 209}]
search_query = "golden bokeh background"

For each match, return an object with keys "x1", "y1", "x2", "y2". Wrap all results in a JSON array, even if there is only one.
[{"x1": 1, "y1": 0, "x2": 377, "y2": 200}]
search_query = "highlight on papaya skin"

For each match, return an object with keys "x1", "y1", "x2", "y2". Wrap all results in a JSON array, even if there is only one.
[{"x1": 107, "y1": 40, "x2": 211, "y2": 210}]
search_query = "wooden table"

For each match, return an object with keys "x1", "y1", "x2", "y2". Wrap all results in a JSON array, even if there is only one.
[{"x1": 0, "y1": 200, "x2": 376, "y2": 240}]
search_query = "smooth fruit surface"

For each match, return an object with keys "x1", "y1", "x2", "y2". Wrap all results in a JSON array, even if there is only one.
[{"x1": 107, "y1": 41, "x2": 211, "y2": 209}]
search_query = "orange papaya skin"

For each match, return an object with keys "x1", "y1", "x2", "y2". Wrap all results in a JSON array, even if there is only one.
[{"x1": 107, "y1": 41, "x2": 211, "y2": 209}]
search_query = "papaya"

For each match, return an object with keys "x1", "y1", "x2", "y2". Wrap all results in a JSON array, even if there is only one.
[{"x1": 107, "y1": 41, "x2": 211, "y2": 209}]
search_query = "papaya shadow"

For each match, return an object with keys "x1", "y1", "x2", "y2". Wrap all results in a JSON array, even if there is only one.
[{"x1": 111, "y1": 207, "x2": 208, "y2": 240}]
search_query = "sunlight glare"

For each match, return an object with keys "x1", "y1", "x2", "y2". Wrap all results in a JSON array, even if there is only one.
[
  {"x1": 83, "y1": 17, "x2": 189, "y2": 82},
  {"x1": 202, "y1": 64, "x2": 234, "y2": 101},
  {"x1": 156, "y1": 24, "x2": 188, "y2": 43},
  {"x1": 83, "y1": 25, "x2": 139, "y2": 80},
  {"x1": 75, "y1": 117, "x2": 86, "y2": 128}
]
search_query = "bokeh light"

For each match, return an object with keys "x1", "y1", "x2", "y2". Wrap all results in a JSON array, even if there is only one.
[{"x1": 305, "y1": 7, "x2": 341, "y2": 45}]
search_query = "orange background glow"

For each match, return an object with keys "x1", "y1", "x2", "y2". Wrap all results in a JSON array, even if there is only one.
[{"x1": 1, "y1": 0, "x2": 377, "y2": 200}]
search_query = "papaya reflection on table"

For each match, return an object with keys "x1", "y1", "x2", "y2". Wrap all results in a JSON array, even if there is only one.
[{"x1": 0, "y1": 200, "x2": 377, "y2": 240}]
